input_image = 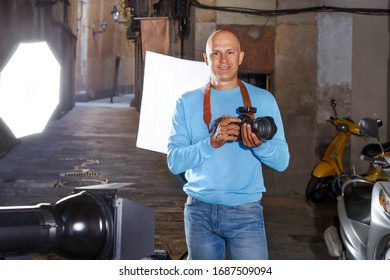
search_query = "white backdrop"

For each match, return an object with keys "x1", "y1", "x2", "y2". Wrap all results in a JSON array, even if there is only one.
[{"x1": 136, "y1": 51, "x2": 210, "y2": 154}]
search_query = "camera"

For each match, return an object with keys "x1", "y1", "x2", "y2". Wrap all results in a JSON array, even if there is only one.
[{"x1": 236, "y1": 106, "x2": 277, "y2": 140}]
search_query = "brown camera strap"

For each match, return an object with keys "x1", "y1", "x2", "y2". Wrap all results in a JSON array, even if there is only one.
[{"x1": 203, "y1": 80, "x2": 253, "y2": 133}]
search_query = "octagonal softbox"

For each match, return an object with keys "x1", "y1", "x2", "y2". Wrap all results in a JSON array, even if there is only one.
[{"x1": 0, "y1": 41, "x2": 60, "y2": 138}]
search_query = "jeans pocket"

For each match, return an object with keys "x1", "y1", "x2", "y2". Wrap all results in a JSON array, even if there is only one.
[{"x1": 185, "y1": 196, "x2": 199, "y2": 207}]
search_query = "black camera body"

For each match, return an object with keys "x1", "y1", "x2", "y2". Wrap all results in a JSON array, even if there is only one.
[{"x1": 236, "y1": 107, "x2": 277, "y2": 140}]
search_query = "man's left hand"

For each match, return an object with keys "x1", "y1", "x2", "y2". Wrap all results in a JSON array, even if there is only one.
[{"x1": 241, "y1": 123, "x2": 263, "y2": 148}]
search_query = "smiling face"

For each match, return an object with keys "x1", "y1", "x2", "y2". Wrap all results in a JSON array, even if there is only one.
[{"x1": 203, "y1": 30, "x2": 244, "y2": 90}]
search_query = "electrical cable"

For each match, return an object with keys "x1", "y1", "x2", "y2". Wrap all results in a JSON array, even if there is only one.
[{"x1": 190, "y1": 0, "x2": 390, "y2": 17}]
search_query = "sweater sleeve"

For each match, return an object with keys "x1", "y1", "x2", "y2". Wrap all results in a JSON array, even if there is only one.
[
  {"x1": 252, "y1": 138, "x2": 289, "y2": 172},
  {"x1": 167, "y1": 96, "x2": 215, "y2": 175},
  {"x1": 251, "y1": 98, "x2": 290, "y2": 172}
]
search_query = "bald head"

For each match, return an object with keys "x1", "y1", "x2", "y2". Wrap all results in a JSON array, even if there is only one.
[{"x1": 205, "y1": 30, "x2": 242, "y2": 54}]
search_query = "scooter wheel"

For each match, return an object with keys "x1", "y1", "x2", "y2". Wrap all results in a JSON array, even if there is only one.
[{"x1": 306, "y1": 176, "x2": 334, "y2": 203}]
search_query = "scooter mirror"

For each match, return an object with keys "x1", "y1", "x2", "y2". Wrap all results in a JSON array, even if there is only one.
[
  {"x1": 330, "y1": 99, "x2": 336, "y2": 108},
  {"x1": 330, "y1": 99, "x2": 337, "y2": 117},
  {"x1": 359, "y1": 118, "x2": 380, "y2": 140}
]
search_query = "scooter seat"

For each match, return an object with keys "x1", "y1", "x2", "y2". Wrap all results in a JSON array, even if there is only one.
[
  {"x1": 361, "y1": 142, "x2": 390, "y2": 157},
  {"x1": 344, "y1": 180, "x2": 373, "y2": 225}
]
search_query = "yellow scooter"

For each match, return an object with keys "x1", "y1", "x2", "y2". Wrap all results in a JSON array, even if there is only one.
[{"x1": 306, "y1": 99, "x2": 389, "y2": 203}]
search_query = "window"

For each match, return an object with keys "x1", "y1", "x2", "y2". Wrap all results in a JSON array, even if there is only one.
[{"x1": 238, "y1": 73, "x2": 271, "y2": 91}]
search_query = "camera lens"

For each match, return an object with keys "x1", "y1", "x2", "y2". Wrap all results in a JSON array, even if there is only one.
[
  {"x1": 252, "y1": 116, "x2": 277, "y2": 140},
  {"x1": 235, "y1": 106, "x2": 277, "y2": 141}
]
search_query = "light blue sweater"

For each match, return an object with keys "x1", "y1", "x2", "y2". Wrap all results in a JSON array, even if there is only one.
[{"x1": 167, "y1": 81, "x2": 290, "y2": 206}]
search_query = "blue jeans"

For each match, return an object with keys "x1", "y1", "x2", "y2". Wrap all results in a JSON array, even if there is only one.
[{"x1": 184, "y1": 196, "x2": 268, "y2": 260}]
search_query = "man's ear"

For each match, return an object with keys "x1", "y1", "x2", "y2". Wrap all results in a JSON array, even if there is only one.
[
  {"x1": 239, "y1": 51, "x2": 244, "y2": 65},
  {"x1": 203, "y1": 53, "x2": 209, "y2": 65}
]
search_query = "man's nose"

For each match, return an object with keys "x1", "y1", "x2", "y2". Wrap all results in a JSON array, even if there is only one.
[{"x1": 219, "y1": 53, "x2": 227, "y2": 62}]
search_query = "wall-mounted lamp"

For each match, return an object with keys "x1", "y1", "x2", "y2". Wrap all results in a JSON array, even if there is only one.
[
  {"x1": 111, "y1": 5, "x2": 120, "y2": 22},
  {"x1": 111, "y1": 5, "x2": 129, "y2": 25},
  {"x1": 92, "y1": 19, "x2": 107, "y2": 36},
  {"x1": 110, "y1": 4, "x2": 137, "y2": 41}
]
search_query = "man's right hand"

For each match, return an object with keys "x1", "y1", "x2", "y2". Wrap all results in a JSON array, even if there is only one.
[{"x1": 210, "y1": 115, "x2": 241, "y2": 148}]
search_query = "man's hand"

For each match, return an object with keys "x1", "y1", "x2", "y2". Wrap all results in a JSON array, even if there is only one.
[
  {"x1": 210, "y1": 115, "x2": 241, "y2": 148},
  {"x1": 241, "y1": 123, "x2": 263, "y2": 148}
]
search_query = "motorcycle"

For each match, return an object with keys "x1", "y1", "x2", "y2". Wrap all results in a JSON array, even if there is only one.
[
  {"x1": 306, "y1": 98, "x2": 390, "y2": 203},
  {"x1": 324, "y1": 118, "x2": 390, "y2": 259}
]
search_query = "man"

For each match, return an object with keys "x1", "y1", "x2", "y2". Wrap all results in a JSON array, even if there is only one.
[{"x1": 167, "y1": 30, "x2": 289, "y2": 260}]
